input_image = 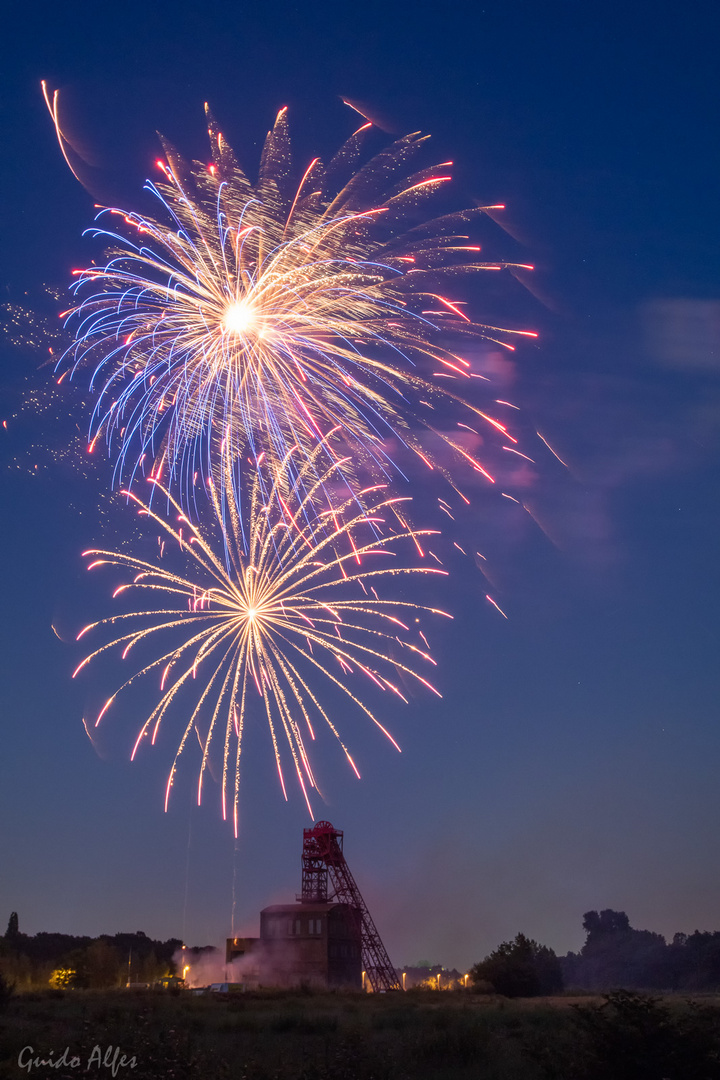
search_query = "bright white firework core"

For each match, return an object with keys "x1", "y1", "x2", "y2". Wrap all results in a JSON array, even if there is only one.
[{"x1": 223, "y1": 300, "x2": 255, "y2": 335}]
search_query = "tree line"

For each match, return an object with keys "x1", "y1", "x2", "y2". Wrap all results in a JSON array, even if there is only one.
[
  {"x1": 0, "y1": 912, "x2": 180, "y2": 990},
  {"x1": 6, "y1": 906, "x2": 720, "y2": 996},
  {"x1": 472, "y1": 909, "x2": 720, "y2": 997}
]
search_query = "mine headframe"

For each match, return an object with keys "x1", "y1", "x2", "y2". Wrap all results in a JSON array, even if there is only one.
[{"x1": 300, "y1": 820, "x2": 401, "y2": 992}]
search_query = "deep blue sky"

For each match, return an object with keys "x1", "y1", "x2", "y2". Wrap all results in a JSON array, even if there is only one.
[{"x1": 1, "y1": 0, "x2": 719, "y2": 971}]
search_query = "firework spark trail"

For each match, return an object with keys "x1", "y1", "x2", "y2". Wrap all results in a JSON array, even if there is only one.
[
  {"x1": 73, "y1": 446, "x2": 451, "y2": 831},
  {"x1": 58, "y1": 103, "x2": 536, "y2": 512}
]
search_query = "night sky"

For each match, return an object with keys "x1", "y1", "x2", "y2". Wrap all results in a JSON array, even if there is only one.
[{"x1": 1, "y1": 1, "x2": 719, "y2": 972}]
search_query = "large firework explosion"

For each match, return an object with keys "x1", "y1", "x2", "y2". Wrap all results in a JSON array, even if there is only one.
[
  {"x1": 73, "y1": 445, "x2": 450, "y2": 831},
  {"x1": 59, "y1": 103, "x2": 535, "y2": 512}
]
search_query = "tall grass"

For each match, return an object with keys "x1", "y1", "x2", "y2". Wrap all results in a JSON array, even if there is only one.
[{"x1": 1, "y1": 988, "x2": 719, "y2": 1079}]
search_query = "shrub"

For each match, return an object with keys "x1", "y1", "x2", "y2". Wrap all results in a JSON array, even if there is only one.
[{"x1": 471, "y1": 934, "x2": 563, "y2": 998}]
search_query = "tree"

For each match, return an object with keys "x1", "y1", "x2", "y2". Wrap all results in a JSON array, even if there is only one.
[
  {"x1": 48, "y1": 967, "x2": 77, "y2": 990},
  {"x1": 470, "y1": 933, "x2": 563, "y2": 997},
  {"x1": 0, "y1": 971, "x2": 14, "y2": 1012},
  {"x1": 84, "y1": 940, "x2": 121, "y2": 989},
  {"x1": 574, "y1": 910, "x2": 667, "y2": 990},
  {"x1": 62, "y1": 941, "x2": 122, "y2": 989},
  {"x1": 4, "y1": 913, "x2": 18, "y2": 942},
  {"x1": 583, "y1": 909, "x2": 630, "y2": 941}
]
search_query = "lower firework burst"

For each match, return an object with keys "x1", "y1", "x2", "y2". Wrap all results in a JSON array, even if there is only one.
[{"x1": 73, "y1": 447, "x2": 450, "y2": 832}]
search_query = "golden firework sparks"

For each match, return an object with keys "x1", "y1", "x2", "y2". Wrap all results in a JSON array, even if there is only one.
[{"x1": 74, "y1": 445, "x2": 450, "y2": 832}]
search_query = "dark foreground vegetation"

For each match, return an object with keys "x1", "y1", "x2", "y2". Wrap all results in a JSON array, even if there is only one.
[{"x1": 2, "y1": 987, "x2": 720, "y2": 1080}]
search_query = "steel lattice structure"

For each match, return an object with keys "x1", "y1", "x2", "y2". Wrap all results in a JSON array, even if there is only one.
[{"x1": 300, "y1": 820, "x2": 401, "y2": 992}]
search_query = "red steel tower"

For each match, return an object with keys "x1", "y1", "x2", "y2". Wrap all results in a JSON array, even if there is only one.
[{"x1": 300, "y1": 820, "x2": 401, "y2": 992}]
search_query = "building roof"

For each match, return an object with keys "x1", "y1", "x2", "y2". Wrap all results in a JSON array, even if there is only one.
[{"x1": 261, "y1": 902, "x2": 351, "y2": 915}]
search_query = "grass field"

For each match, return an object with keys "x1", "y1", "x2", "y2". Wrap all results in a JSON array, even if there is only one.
[{"x1": 2, "y1": 987, "x2": 719, "y2": 1080}]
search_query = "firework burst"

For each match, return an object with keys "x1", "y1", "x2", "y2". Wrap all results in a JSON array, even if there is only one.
[
  {"x1": 61, "y1": 104, "x2": 535, "y2": 507},
  {"x1": 73, "y1": 446, "x2": 450, "y2": 831}
]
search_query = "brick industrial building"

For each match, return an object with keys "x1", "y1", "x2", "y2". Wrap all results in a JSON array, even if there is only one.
[{"x1": 227, "y1": 900, "x2": 361, "y2": 988}]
